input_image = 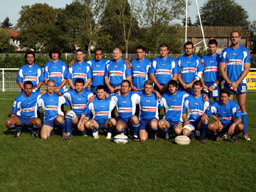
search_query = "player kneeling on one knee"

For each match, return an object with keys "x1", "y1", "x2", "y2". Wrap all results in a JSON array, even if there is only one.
[
  {"x1": 38, "y1": 80, "x2": 67, "y2": 139},
  {"x1": 206, "y1": 89, "x2": 244, "y2": 143},
  {"x1": 78, "y1": 85, "x2": 116, "y2": 139},
  {"x1": 6, "y1": 81, "x2": 42, "y2": 138}
]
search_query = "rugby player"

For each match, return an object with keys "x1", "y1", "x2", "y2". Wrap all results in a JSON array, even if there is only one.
[
  {"x1": 61, "y1": 78, "x2": 94, "y2": 140},
  {"x1": 5, "y1": 81, "x2": 42, "y2": 137},
  {"x1": 104, "y1": 48, "x2": 132, "y2": 94},
  {"x1": 87, "y1": 48, "x2": 110, "y2": 94},
  {"x1": 17, "y1": 51, "x2": 44, "y2": 92},
  {"x1": 201, "y1": 39, "x2": 222, "y2": 100},
  {"x1": 67, "y1": 48, "x2": 92, "y2": 90},
  {"x1": 78, "y1": 85, "x2": 116, "y2": 139},
  {"x1": 149, "y1": 43, "x2": 178, "y2": 94},
  {"x1": 38, "y1": 80, "x2": 66, "y2": 139},
  {"x1": 158, "y1": 80, "x2": 189, "y2": 140},
  {"x1": 130, "y1": 45, "x2": 151, "y2": 92},
  {"x1": 134, "y1": 80, "x2": 161, "y2": 142},
  {"x1": 44, "y1": 47, "x2": 68, "y2": 91},
  {"x1": 219, "y1": 31, "x2": 251, "y2": 141},
  {"x1": 182, "y1": 81, "x2": 210, "y2": 144},
  {"x1": 206, "y1": 89, "x2": 244, "y2": 143},
  {"x1": 111, "y1": 80, "x2": 140, "y2": 141},
  {"x1": 177, "y1": 42, "x2": 204, "y2": 92}
]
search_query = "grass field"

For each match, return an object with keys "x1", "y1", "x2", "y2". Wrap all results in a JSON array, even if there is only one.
[{"x1": 0, "y1": 92, "x2": 256, "y2": 192}]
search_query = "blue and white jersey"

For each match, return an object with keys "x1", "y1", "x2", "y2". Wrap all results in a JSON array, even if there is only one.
[
  {"x1": 44, "y1": 60, "x2": 68, "y2": 87},
  {"x1": 67, "y1": 61, "x2": 92, "y2": 85},
  {"x1": 111, "y1": 91, "x2": 139, "y2": 119},
  {"x1": 87, "y1": 59, "x2": 110, "y2": 87},
  {"x1": 131, "y1": 58, "x2": 151, "y2": 89},
  {"x1": 149, "y1": 56, "x2": 178, "y2": 85},
  {"x1": 161, "y1": 90, "x2": 189, "y2": 122},
  {"x1": 220, "y1": 45, "x2": 251, "y2": 83},
  {"x1": 83, "y1": 97, "x2": 115, "y2": 122},
  {"x1": 17, "y1": 64, "x2": 44, "y2": 88},
  {"x1": 201, "y1": 53, "x2": 220, "y2": 83},
  {"x1": 62, "y1": 89, "x2": 93, "y2": 115},
  {"x1": 12, "y1": 92, "x2": 41, "y2": 117},
  {"x1": 37, "y1": 92, "x2": 66, "y2": 121},
  {"x1": 176, "y1": 54, "x2": 204, "y2": 84},
  {"x1": 105, "y1": 58, "x2": 132, "y2": 87},
  {"x1": 206, "y1": 100, "x2": 241, "y2": 125},
  {"x1": 183, "y1": 94, "x2": 210, "y2": 122},
  {"x1": 134, "y1": 92, "x2": 161, "y2": 120}
]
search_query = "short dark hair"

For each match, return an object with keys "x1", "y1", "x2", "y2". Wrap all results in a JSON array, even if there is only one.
[
  {"x1": 136, "y1": 45, "x2": 146, "y2": 52},
  {"x1": 49, "y1": 47, "x2": 61, "y2": 59},
  {"x1": 96, "y1": 85, "x2": 106, "y2": 92},
  {"x1": 24, "y1": 81, "x2": 33, "y2": 87},
  {"x1": 144, "y1": 79, "x2": 154, "y2": 87},
  {"x1": 76, "y1": 48, "x2": 84, "y2": 54},
  {"x1": 230, "y1": 30, "x2": 241, "y2": 37},
  {"x1": 121, "y1": 80, "x2": 131, "y2": 87},
  {"x1": 168, "y1": 80, "x2": 178, "y2": 88},
  {"x1": 24, "y1": 51, "x2": 36, "y2": 63},
  {"x1": 192, "y1": 80, "x2": 202, "y2": 87},
  {"x1": 160, "y1": 43, "x2": 169, "y2": 50},
  {"x1": 184, "y1": 41, "x2": 194, "y2": 49},
  {"x1": 95, "y1": 48, "x2": 103, "y2": 54},
  {"x1": 221, "y1": 89, "x2": 230, "y2": 97},
  {"x1": 75, "y1": 78, "x2": 85, "y2": 85},
  {"x1": 208, "y1": 39, "x2": 218, "y2": 46}
]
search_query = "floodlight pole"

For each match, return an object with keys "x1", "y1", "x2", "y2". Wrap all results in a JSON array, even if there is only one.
[{"x1": 195, "y1": 0, "x2": 207, "y2": 49}]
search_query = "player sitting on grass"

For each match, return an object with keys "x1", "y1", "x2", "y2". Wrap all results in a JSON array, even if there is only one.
[
  {"x1": 111, "y1": 80, "x2": 140, "y2": 141},
  {"x1": 206, "y1": 89, "x2": 244, "y2": 143},
  {"x1": 60, "y1": 78, "x2": 94, "y2": 140},
  {"x1": 158, "y1": 80, "x2": 189, "y2": 140},
  {"x1": 181, "y1": 81, "x2": 210, "y2": 144},
  {"x1": 133, "y1": 80, "x2": 162, "y2": 142},
  {"x1": 5, "y1": 81, "x2": 42, "y2": 138},
  {"x1": 38, "y1": 80, "x2": 67, "y2": 139},
  {"x1": 78, "y1": 85, "x2": 116, "y2": 139}
]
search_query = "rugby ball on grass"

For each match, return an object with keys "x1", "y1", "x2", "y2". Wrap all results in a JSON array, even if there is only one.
[
  {"x1": 113, "y1": 134, "x2": 129, "y2": 144},
  {"x1": 175, "y1": 135, "x2": 191, "y2": 145}
]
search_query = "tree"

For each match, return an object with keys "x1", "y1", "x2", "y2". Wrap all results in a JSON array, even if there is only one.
[
  {"x1": 249, "y1": 21, "x2": 256, "y2": 54},
  {"x1": 195, "y1": 0, "x2": 249, "y2": 27},
  {"x1": 140, "y1": 0, "x2": 186, "y2": 53},
  {"x1": 16, "y1": 3, "x2": 61, "y2": 52},
  {"x1": 1, "y1": 17, "x2": 13, "y2": 29},
  {"x1": 0, "y1": 28, "x2": 10, "y2": 52}
]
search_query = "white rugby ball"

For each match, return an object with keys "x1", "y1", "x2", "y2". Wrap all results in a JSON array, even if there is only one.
[
  {"x1": 113, "y1": 134, "x2": 129, "y2": 144},
  {"x1": 175, "y1": 135, "x2": 191, "y2": 145}
]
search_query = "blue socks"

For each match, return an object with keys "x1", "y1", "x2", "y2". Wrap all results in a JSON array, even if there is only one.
[
  {"x1": 65, "y1": 117, "x2": 73, "y2": 135},
  {"x1": 242, "y1": 112, "x2": 247, "y2": 135},
  {"x1": 201, "y1": 123, "x2": 208, "y2": 138},
  {"x1": 132, "y1": 122, "x2": 140, "y2": 137},
  {"x1": 59, "y1": 121, "x2": 66, "y2": 135}
]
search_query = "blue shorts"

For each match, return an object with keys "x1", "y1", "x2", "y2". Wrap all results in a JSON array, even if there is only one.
[
  {"x1": 139, "y1": 118, "x2": 157, "y2": 130},
  {"x1": 204, "y1": 82, "x2": 221, "y2": 98},
  {"x1": 189, "y1": 120, "x2": 200, "y2": 130},
  {"x1": 224, "y1": 83, "x2": 247, "y2": 94},
  {"x1": 44, "y1": 118, "x2": 56, "y2": 128},
  {"x1": 17, "y1": 115, "x2": 33, "y2": 128},
  {"x1": 117, "y1": 117, "x2": 131, "y2": 128},
  {"x1": 220, "y1": 121, "x2": 234, "y2": 134},
  {"x1": 97, "y1": 121, "x2": 106, "y2": 130},
  {"x1": 166, "y1": 120, "x2": 180, "y2": 129}
]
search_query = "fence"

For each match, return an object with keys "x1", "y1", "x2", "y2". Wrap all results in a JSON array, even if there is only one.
[{"x1": 1, "y1": 68, "x2": 256, "y2": 92}]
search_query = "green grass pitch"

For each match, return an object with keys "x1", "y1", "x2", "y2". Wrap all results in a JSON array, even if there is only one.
[{"x1": 0, "y1": 92, "x2": 256, "y2": 192}]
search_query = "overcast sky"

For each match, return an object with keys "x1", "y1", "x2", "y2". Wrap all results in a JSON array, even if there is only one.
[{"x1": 0, "y1": 0, "x2": 255, "y2": 27}]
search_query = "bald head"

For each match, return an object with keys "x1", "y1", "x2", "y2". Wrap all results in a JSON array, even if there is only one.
[{"x1": 113, "y1": 48, "x2": 122, "y2": 61}]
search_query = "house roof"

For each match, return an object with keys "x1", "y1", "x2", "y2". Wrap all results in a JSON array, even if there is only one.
[
  {"x1": 6, "y1": 29, "x2": 20, "y2": 37},
  {"x1": 181, "y1": 26, "x2": 251, "y2": 38}
]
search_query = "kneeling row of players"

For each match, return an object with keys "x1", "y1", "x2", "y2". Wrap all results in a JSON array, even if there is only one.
[{"x1": 6, "y1": 79, "x2": 244, "y2": 144}]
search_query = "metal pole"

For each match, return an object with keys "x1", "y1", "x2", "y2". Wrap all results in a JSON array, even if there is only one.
[
  {"x1": 195, "y1": 0, "x2": 207, "y2": 49},
  {"x1": 2, "y1": 69, "x2": 5, "y2": 92},
  {"x1": 185, "y1": 0, "x2": 188, "y2": 43}
]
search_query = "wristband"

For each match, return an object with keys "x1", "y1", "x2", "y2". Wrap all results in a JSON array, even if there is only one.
[
  {"x1": 203, "y1": 89, "x2": 209, "y2": 93},
  {"x1": 213, "y1": 83, "x2": 217, "y2": 88}
]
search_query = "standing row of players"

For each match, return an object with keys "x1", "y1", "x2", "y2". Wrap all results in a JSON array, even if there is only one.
[{"x1": 6, "y1": 30, "x2": 250, "y2": 142}]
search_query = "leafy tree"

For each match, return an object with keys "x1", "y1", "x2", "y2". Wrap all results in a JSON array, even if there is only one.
[
  {"x1": 16, "y1": 3, "x2": 61, "y2": 52},
  {"x1": 0, "y1": 28, "x2": 10, "y2": 52},
  {"x1": 140, "y1": 0, "x2": 186, "y2": 53},
  {"x1": 195, "y1": 0, "x2": 249, "y2": 27},
  {"x1": 1, "y1": 17, "x2": 13, "y2": 29}
]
